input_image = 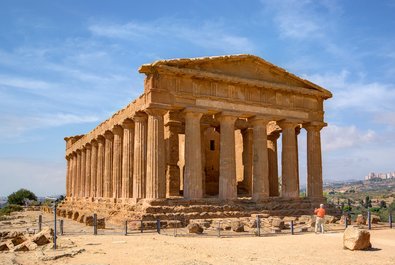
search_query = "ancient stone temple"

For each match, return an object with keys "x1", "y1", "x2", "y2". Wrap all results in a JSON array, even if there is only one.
[{"x1": 59, "y1": 54, "x2": 332, "y2": 223}]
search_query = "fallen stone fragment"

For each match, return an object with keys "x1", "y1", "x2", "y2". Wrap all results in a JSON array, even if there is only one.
[
  {"x1": 343, "y1": 226, "x2": 371, "y2": 250},
  {"x1": 13, "y1": 243, "x2": 29, "y2": 252},
  {"x1": 0, "y1": 242, "x2": 10, "y2": 251},
  {"x1": 231, "y1": 221, "x2": 244, "y2": 232},
  {"x1": 370, "y1": 215, "x2": 380, "y2": 224},
  {"x1": 355, "y1": 214, "x2": 366, "y2": 225},
  {"x1": 32, "y1": 227, "x2": 53, "y2": 246},
  {"x1": 11, "y1": 236, "x2": 27, "y2": 246},
  {"x1": 40, "y1": 248, "x2": 85, "y2": 261},
  {"x1": 271, "y1": 218, "x2": 284, "y2": 229},
  {"x1": 187, "y1": 223, "x2": 203, "y2": 234}
]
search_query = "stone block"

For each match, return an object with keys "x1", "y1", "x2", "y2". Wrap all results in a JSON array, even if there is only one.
[
  {"x1": 0, "y1": 242, "x2": 10, "y2": 251},
  {"x1": 11, "y1": 236, "x2": 26, "y2": 246},
  {"x1": 187, "y1": 223, "x2": 203, "y2": 234},
  {"x1": 271, "y1": 218, "x2": 284, "y2": 229},
  {"x1": 355, "y1": 214, "x2": 366, "y2": 225},
  {"x1": 231, "y1": 221, "x2": 244, "y2": 232},
  {"x1": 343, "y1": 226, "x2": 371, "y2": 250}
]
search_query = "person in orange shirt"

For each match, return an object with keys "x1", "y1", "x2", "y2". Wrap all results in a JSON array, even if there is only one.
[{"x1": 314, "y1": 204, "x2": 326, "y2": 233}]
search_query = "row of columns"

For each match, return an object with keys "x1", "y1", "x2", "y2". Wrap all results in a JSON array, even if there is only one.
[
  {"x1": 65, "y1": 108, "x2": 324, "y2": 201},
  {"x1": 66, "y1": 108, "x2": 168, "y2": 200},
  {"x1": 182, "y1": 110, "x2": 324, "y2": 200}
]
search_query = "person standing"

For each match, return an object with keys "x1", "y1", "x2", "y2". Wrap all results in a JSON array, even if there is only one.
[{"x1": 314, "y1": 203, "x2": 326, "y2": 233}]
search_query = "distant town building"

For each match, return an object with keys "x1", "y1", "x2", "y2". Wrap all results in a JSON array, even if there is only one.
[{"x1": 364, "y1": 171, "x2": 395, "y2": 180}]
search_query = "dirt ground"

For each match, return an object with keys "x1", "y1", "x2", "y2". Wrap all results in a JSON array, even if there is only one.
[{"x1": 1, "y1": 211, "x2": 394, "y2": 265}]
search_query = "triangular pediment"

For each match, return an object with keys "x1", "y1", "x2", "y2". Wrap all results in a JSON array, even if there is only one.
[{"x1": 139, "y1": 54, "x2": 332, "y2": 99}]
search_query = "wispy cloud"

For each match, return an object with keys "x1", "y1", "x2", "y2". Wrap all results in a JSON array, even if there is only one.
[
  {"x1": 322, "y1": 124, "x2": 375, "y2": 151},
  {"x1": 0, "y1": 113, "x2": 99, "y2": 138},
  {"x1": 260, "y1": 0, "x2": 340, "y2": 40},
  {"x1": 88, "y1": 19, "x2": 256, "y2": 54},
  {"x1": 306, "y1": 70, "x2": 395, "y2": 112}
]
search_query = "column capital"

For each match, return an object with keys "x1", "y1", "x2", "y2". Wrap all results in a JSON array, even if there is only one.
[
  {"x1": 76, "y1": 149, "x2": 82, "y2": 154},
  {"x1": 112, "y1": 125, "x2": 123, "y2": 136},
  {"x1": 145, "y1": 107, "x2": 168, "y2": 117},
  {"x1": 132, "y1": 111, "x2": 148, "y2": 122},
  {"x1": 216, "y1": 111, "x2": 238, "y2": 123},
  {"x1": 104, "y1": 130, "x2": 114, "y2": 140},
  {"x1": 277, "y1": 119, "x2": 300, "y2": 129},
  {"x1": 91, "y1": 139, "x2": 98, "y2": 147},
  {"x1": 303, "y1": 122, "x2": 327, "y2": 131},
  {"x1": 249, "y1": 115, "x2": 272, "y2": 126},
  {"x1": 84, "y1": 143, "x2": 92, "y2": 150},
  {"x1": 122, "y1": 118, "x2": 134, "y2": 130},
  {"x1": 183, "y1": 107, "x2": 206, "y2": 115},
  {"x1": 97, "y1": 135, "x2": 105, "y2": 144},
  {"x1": 267, "y1": 130, "x2": 281, "y2": 141}
]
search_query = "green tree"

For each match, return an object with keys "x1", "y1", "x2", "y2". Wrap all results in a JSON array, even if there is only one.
[{"x1": 7, "y1": 189, "x2": 37, "y2": 205}]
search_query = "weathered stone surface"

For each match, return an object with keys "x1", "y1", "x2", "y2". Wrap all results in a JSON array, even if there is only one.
[
  {"x1": 0, "y1": 242, "x2": 10, "y2": 251},
  {"x1": 343, "y1": 226, "x2": 371, "y2": 250},
  {"x1": 271, "y1": 218, "x2": 285, "y2": 229},
  {"x1": 85, "y1": 216, "x2": 94, "y2": 226},
  {"x1": 32, "y1": 228, "x2": 53, "y2": 246},
  {"x1": 370, "y1": 215, "x2": 380, "y2": 224},
  {"x1": 325, "y1": 215, "x2": 337, "y2": 224},
  {"x1": 339, "y1": 215, "x2": 351, "y2": 225},
  {"x1": 97, "y1": 218, "x2": 106, "y2": 229},
  {"x1": 13, "y1": 243, "x2": 29, "y2": 252},
  {"x1": 355, "y1": 214, "x2": 366, "y2": 225},
  {"x1": 231, "y1": 221, "x2": 244, "y2": 232},
  {"x1": 11, "y1": 236, "x2": 26, "y2": 246},
  {"x1": 187, "y1": 223, "x2": 204, "y2": 234}
]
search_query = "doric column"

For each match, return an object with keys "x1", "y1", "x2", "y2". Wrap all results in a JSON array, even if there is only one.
[
  {"x1": 145, "y1": 109, "x2": 167, "y2": 199},
  {"x1": 103, "y1": 131, "x2": 114, "y2": 198},
  {"x1": 80, "y1": 147, "x2": 87, "y2": 197},
  {"x1": 184, "y1": 109, "x2": 204, "y2": 199},
  {"x1": 201, "y1": 125, "x2": 209, "y2": 197},
  {"x1": 85, "y1": 143, "x2": 91, "y2": 197},
  {"x1": 267, "y1": 131, "x2": 280, "y2": 196},
  {"x1": 112, "y1": 125, "x2": 123, "y2": 199},
  {"x1": 218, "y1": 113, "x2": 238, "y2": 200},
  {"x1": 164, "y1": 113, "x2": 181, "y2": 197},
  {"x1": 65, "y1": 155, "x2": 71, "y2": 197},
  {"x1": 304, "y1": 123, "x2": 325, "y2": 198},
  {"x1": 132, "y1": 112, "x2": 148, "y2": 199},
  {"x1": 72, "y1": 152, "x2": 78, "y2": 197},
  {"x1": 250, "y1": 117, "x2": 270, "y2": 201},
  {"x1": 76, "y1": 150, "x2": 82, "y2": 198},
  {"x1": 90, "y1": 140, "x2": 98, "y2": 197},
  {"x1": 295, "y1": 126, "x2": 301, "y2": 195},
  {"x1": 96, "y1": 136, "x2": 105, "y2": 197},
  {"x1": 278, "y1": 120, "x2": 299, "y2": 198},
  {"x1": 122, "y1": 119, "x2": 134, "y2": 198},
  {"x1": 241, "y1": 128, "x2": 253, "y2": 196}
]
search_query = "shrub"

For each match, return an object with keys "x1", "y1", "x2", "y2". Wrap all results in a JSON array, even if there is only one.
[
  {"x1": 0, "y1": 204, "x2": 23, "y2": 216},
  {"x1": 7, "y1": 189, "x2": 37, "y2": 205}
]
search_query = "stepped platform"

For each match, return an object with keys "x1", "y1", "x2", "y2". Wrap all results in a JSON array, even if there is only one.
[{"x1": 57, "y1": 196, "x2": 340, "y2": 227}]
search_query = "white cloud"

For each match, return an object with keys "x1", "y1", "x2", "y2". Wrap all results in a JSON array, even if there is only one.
[
  {"x1": 322, "y1": 124, "x2": 375, "y2": 151},
  {"x1": 261, "y1": 0, "x2": 339, "y2": 40},
  {"x1": 306, "y1": 70, "x2": 395, "y2": 112},
  {"x1": 0, "y1": 75, "x2": 56, "y2": 90},
  {"x1": 89, "y1": 19, "x2": 256, "y2": 53},
  {"x1": 0, "y1": 113, "x2": 99, "y2": 138}
]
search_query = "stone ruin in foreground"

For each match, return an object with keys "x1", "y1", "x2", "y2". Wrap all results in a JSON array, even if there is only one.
[{"x1": 58, "y1": 54, "x2": 335, "y2": 226}]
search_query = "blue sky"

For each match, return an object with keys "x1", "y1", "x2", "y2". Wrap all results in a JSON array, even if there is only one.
[{"x1": 1, "y1": 0, "x2": 395, "y2": 196}]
